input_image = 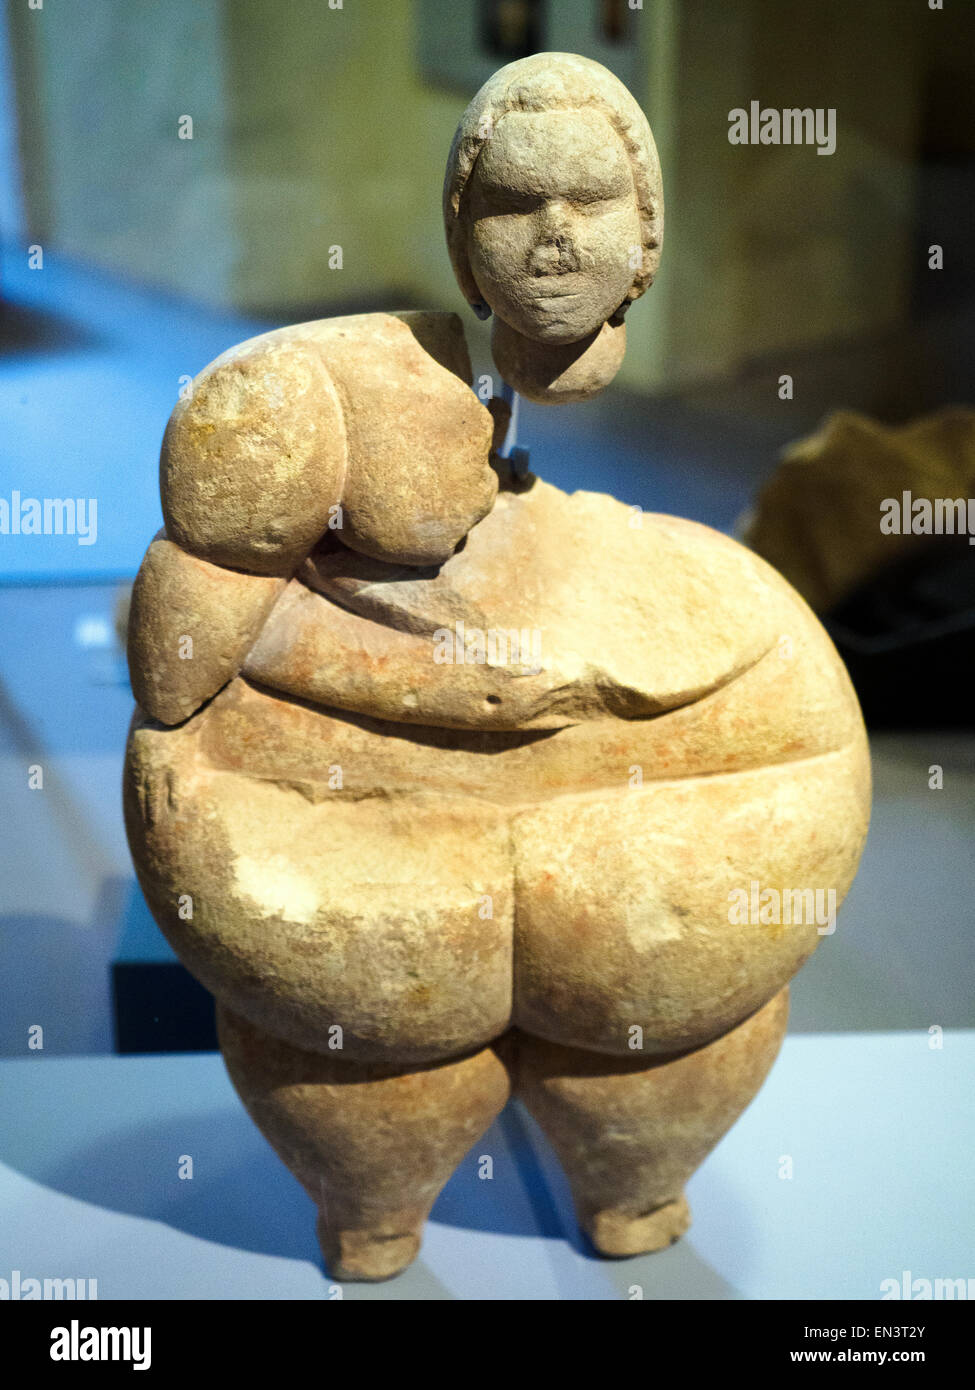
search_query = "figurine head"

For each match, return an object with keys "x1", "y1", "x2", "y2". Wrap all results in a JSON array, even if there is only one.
[{"x1": 443, "y1": 53, "x2": 663, "y2": 401}]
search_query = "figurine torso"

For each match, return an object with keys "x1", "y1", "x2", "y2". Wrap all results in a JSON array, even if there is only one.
[{"x1": 125, "y1": 336, "x2": 870, "y2": 1062}]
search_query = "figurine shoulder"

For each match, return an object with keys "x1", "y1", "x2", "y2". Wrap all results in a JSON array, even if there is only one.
[
  {"x1": 160, "y1": 324, "x2": 348, "y2": 575},
  {"x1": 160, "y1": 311, "x2": 496, "y2": 573}
]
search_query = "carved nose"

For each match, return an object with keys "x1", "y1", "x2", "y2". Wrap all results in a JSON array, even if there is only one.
[{"x1": 528, "y1": 203, "x2": 581, "y2": 275}]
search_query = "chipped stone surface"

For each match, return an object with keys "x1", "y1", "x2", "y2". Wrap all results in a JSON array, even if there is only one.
[{"x1": 290, "y1": 480, "x2": 785, "y2": 728}]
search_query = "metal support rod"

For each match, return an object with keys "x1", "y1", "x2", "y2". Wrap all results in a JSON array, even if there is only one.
[
  {"x1": 498, "y1": 380, "x2": 518, "y2": 457},
  {"x1": 498, "y1": 380, "x2": 530, "y2": 477}
]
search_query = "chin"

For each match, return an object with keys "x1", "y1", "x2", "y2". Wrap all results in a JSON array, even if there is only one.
[{"x1": 520, "y1": 315, "x2": 599, "y2": 346}]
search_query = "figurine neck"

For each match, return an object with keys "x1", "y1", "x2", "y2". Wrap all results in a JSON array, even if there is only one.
[{"x1": 490, "y1": 317, "x2": 626, "y2": 404}]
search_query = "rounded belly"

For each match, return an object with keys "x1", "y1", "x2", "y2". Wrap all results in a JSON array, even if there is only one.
[{"x1": 124, "y1": 662, "x2": 869, "y2": 1062}]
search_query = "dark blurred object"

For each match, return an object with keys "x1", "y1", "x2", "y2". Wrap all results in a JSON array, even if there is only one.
[
  {"x1": 420, "y1": 0, "x2": 636, "y2": 98},
  {"x1": 113, "y1": 962, "x2": 218, "y2": 1054},
  {"x1": 600, "y1": 0, "x2": 633, "y2": 45},
  {"x1": 825, "y1": 534, "x2": 975, "y2": 729},
  {"x1": 480, "y1": 0, "x2": 544, "y2": 59},
  {"x1": 745, "y1": 407, "x2": 975, "y2": 729},
  {"x1": 744, "y1": 408, "x2": 975, "y2": 615},
  {"x1": 0, "y1": 299, "x2": 93, "y2": 356},
  {"x1": 112, "y1": 883, "x2": 218, "y2": 1053}
]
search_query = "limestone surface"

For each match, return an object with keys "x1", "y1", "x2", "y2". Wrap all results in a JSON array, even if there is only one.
[
  {"x1": 161, "y1": 311, "x2": 496, "y2": 573},
  {"x1": 126, "y1": 477, "x2": 869, "y2": 1064},
  {"x1": 490, "y1": 317, "x2": 627, "y2": 405},
  {"x1": 125, "y1": 309, "x2": 870, "y2": 1276},
  {"x1": 443, "y1": 53, "x2": 663, "y2": 400}
]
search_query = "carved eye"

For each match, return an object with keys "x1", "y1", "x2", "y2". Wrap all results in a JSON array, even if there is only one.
[
  {"x1": 575, "y1": 195, "x2": 624, "y2": 216},
  {"x1": 471, "y1": 185, "x2": 542, "y2": 219}
]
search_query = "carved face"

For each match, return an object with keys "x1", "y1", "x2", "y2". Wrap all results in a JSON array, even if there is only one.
[{"x1": 465, "y1": 108, "x2": 642, "y2": 345}]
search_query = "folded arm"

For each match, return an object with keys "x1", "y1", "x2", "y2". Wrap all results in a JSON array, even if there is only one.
[{"x1": 129, "y1": 312, "x2": 498, "y2": 725}]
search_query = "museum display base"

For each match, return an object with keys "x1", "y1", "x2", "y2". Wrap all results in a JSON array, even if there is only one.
[{"x1": 1, "y1": 1030, "x2": 970, "y2": 1301}]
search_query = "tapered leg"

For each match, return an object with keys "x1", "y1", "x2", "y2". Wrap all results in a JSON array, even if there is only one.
[
  {"x1": 511, "y1": 988, "x2": 790, "y2": 1257},
  {"x1": 217, "y1": 1004, "x2": 511, "y2": 1281}
]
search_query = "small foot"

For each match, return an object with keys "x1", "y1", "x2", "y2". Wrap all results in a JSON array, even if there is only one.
[
  {"x1": 586, "y1": 1194, "x2": 691, "y2": 1257},
  {"x1": 316, "y1": 1212, "x2": 422, "y2": 1282}
]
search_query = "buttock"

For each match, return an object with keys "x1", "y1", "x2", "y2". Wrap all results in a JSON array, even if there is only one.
[{"x1": 124, "y1": 678, "x2": 868, "y2": 1063}]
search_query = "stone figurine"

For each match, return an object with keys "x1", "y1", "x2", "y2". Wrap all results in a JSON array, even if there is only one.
[{"x1": 124, "y1": 54, "x2": 870, "y2": 1282}]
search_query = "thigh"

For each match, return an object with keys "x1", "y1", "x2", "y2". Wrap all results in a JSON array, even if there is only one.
[
  {"x1": 124, "y1": 713, "x2": 514, "y2": 1063},
  {"x1": 511, "y1": 743, "x2": 868, "y2": 1056}
]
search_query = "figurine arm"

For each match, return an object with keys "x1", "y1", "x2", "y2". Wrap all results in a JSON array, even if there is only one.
[
  {"x1": 159, "y1": 336, "x2": 348, "y2": 576},
  {"x1": 129, "y1": 336, "x2": 349, "y2": 724},
  {"x1": 132, "y1": 312, "x2": 499, "y2": 723},
  {"x1": 127, "y1": 532, "x2": 287, "y2": 725}
]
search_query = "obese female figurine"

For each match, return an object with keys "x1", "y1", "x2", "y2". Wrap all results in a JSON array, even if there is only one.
[{"x1": 124, "y1": 54, "x2": 870, "y2": 1282}]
